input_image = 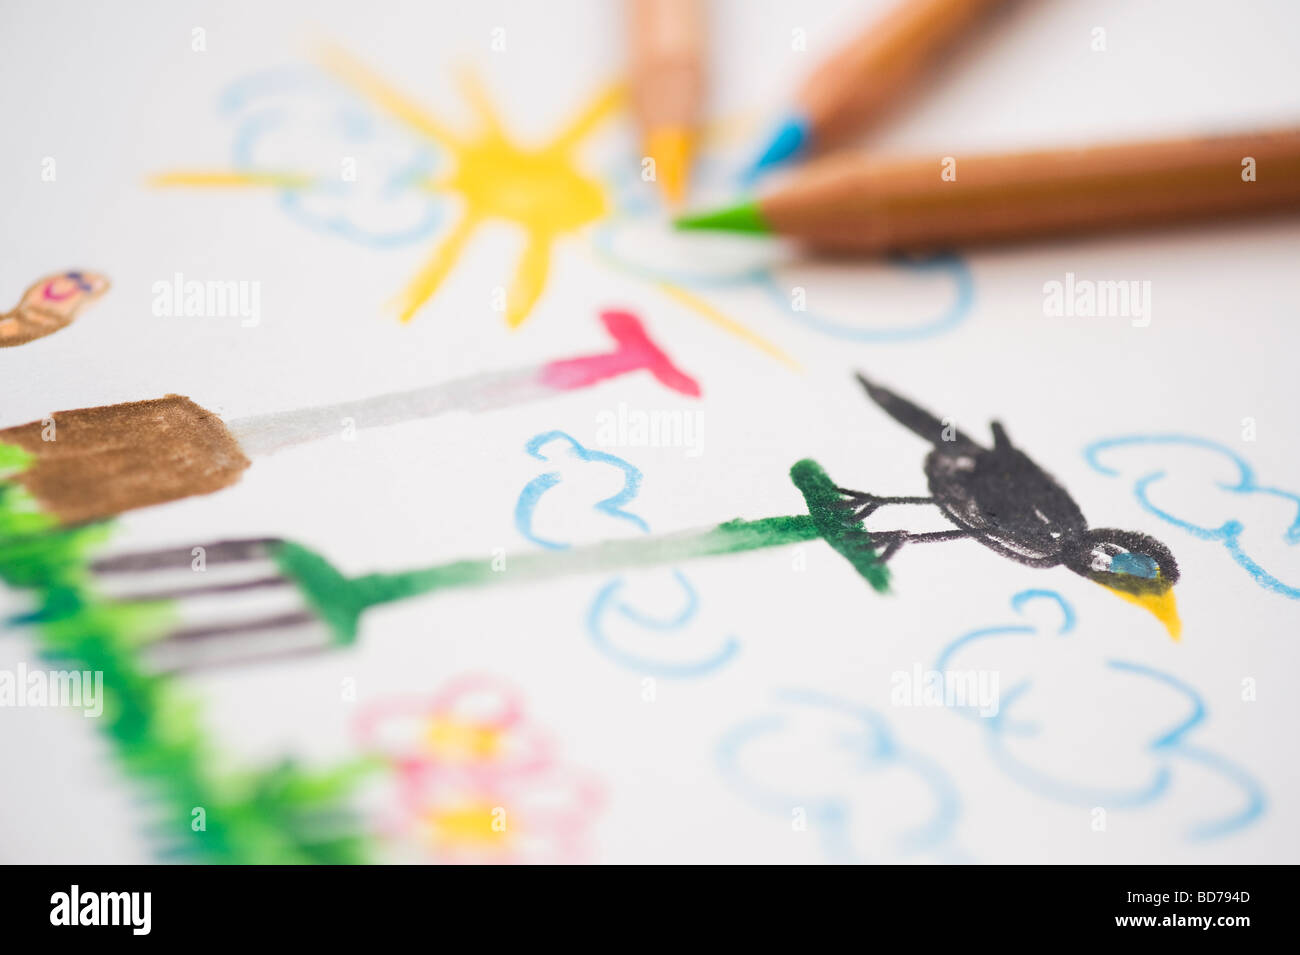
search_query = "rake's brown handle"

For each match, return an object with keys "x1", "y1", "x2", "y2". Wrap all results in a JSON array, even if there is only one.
[{"x1": 0, "y1": 395, "x2": 249, "y2": 524}]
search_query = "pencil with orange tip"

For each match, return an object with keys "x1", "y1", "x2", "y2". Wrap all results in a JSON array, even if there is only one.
[
  {"x1": 682, "y1": 128, "x2": 1300, "y2": 253},
  {"x1": 629, "y1": 0, "x2": 706, "y2": 205},
  {"x1": 749, "y1": 0, "x2": 1012, "y2": 178}
]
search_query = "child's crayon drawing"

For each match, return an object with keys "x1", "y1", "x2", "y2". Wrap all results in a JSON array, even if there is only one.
[
  {"x1": 154, "y1": 48, "x2": 618, "y2": 327},
  {"x1": 934, "y1": 590, "x2": 1265, "y2": 841},
  {"x1": 0, "y1": 309, "x2": 695, "y2": 523},
  {"x1": 222, "y1": 67, "x2": 444, "y2": 248},
  {"x1": 5, "y1": 1, "x2": 1296, "y2": 870},
  {"x1": 513, "y1": 430, "x2": 739, "y2": 676},
  {"x1": 86, "y1": 455, "x2": 884, "y2": 670},
  {"x1": 1084, "y1": 435, "x2": 1300, "y2": 599},
  {"x1": 587, "y1": 570, "x2": 738, "y2": 678},
  {"x1": 515, "y1": 432, "x2": 651, "y2": 548},
  {"x1": 0, "y1": 452, "x2": 370, "y2": 863},
  {"x1": 2, "y1": 445, "x2": 598, "y2": 863},
  {"x1": 0, "y1": 271, "x2": 110, "y2": 347},
  {"x1": 848, "y1": 374, "x2": 1182, "y2": 638},
  {"x1": 716, "y1": 689, "x2": 964, "y2": 863},
  {"x1": 151, "y1": 55, "x2": 802, "y2": 366},
  {"x1": 320, "y1": 46, "x2": 618, "y2": 327},
  {"x1": 356, "y1": 676, "x2": 603, "y2": 864}
]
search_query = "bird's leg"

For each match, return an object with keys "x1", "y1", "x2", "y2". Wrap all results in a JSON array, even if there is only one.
[
  {"x1": 833, "y1": 489, "x2": 935, "y2": 523},
  {"x1": 868, "y1": 529, "x2": 972, "y2": 564}
]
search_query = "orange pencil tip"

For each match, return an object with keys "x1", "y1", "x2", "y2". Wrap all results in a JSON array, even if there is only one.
[{"x1": 646, "y1": 128, "x2": 693, "y2": 206}]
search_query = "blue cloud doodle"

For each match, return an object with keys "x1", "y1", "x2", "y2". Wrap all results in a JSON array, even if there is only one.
[
  {"x1": 716, "y1": 689, "x2": 962, "y2": 863},
  {"x1": 514, "y1": 431, "x2": 648, "y2": 549},
  {"x1": 514, "y1": 430, "x2": 737, "y2": 677},
  {"x1": 219, "y1": 67, "x2": 443, "y2": 248},
  {"x1": 1084, "y1": 435, "x2": 1300, "y2": 598},
  {"x1": 935, "y1": 589, "x2": 1265, "y2": 841},
  {"x1": 587, "y1": 571, "x2": 740, "y2": 678}
]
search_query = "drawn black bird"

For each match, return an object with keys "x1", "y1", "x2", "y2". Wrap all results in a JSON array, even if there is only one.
[{"x1": 839, "y1": 373, "x2": 1181, "y2": 638}]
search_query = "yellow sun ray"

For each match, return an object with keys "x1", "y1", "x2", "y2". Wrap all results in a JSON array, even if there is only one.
[
  {"x1": 547, "y1": 82, "x2": 626, "y2": 155},
  {"x1": 394, "y1": 212, "x2": 482, "y2": 322},
  {"x1": 657, "y1": 281, "x2": 802, "y2": 371},
  {"x1": 317, "y1": 48, "x2": 617, "y2": 327},
  {"x1": 148, "y1": 170, "x2": 313, "y2": 188},
  {"x1": 149, "y1": 45, "x2": 802, "y2": 363},
  {"x1": 317, "y1": 43, "x2": 462, "y2": 151},
  {"x1": 507, "y1": 231, "x2": 554, "y2": 328},
  {"x1": 455, "y1": 67, "x2": 505, "y2": 137}
]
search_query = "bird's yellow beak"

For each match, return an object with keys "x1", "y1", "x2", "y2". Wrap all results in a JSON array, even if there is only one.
[{"x1": 1104, "y1": 580, "x2": 1181, "y2": 640}]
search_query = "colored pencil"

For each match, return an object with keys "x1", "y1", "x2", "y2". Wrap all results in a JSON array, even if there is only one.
[
  {"x1": 629, "y1": 0, "x2": 706, "y2": 204},
  {"x1": 749, "y1": 0, "x2": 1012, "y2": 177},
  {"x1": 684, "y1": 128, "x2": 1300, "y2": 253}
]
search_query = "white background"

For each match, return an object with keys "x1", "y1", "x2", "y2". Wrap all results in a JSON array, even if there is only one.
[{"x1": 1, "y1": 0, "x2": 1298, "y2": 863}]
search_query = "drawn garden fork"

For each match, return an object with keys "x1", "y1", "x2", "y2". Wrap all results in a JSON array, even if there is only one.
[{"x1": 88, "y1": 459, "x2": 890, "y2": 672}]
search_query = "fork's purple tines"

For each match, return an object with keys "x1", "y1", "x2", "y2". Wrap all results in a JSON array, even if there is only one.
[{"x1": 92, "y1": 537, "x2": 283, "y2": 573}]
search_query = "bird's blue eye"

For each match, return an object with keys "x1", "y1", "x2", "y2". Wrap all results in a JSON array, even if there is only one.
[{"x1": 1111, "y1": 552, "x2": 1157, "y2": 578}]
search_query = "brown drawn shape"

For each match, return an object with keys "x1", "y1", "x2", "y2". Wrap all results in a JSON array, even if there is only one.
[{"x1": 0, "y1": 395, "x2": 250, "y2": 523}]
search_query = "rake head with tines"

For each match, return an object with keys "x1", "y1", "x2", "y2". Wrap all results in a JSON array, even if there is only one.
[{"x1": 90, "y1": 538, "x2": 336, "y2": 671}]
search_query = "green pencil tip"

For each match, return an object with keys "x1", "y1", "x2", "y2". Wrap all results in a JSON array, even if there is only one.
[{"x1": 674, "y1": 200, "x2": 770, "y2": 235}]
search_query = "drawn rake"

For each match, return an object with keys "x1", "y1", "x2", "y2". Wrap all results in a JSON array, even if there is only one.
[{"x1": 84, "y1": 459, "x2": 891, "y2": 671}]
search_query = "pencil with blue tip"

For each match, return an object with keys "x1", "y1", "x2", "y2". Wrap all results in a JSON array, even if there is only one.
[
  {"x1": 682, "y1": 128, "x2": 1300, "y2": 253},
  {"x1": 630, "y1": 0, "x2": 705, "y2": 205},
  {"x1": 749, "y1": 0, "x2": 1011, "y2": 178}
]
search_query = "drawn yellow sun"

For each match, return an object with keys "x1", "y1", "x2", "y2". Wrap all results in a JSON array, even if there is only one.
[
  {"x1": 153, "y1": 46, "x2": 620, "y2": 328},
  {"x1": 320, "y1": 46, "x2": 620, "y2": 326},
  {"x1": 150, "y1": 46, "x2": 800, "y2": 365}
]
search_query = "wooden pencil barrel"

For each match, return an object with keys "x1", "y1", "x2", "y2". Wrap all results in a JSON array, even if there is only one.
[
  {"x1": 629, "y1": 0, "x2": 704, "y2": 130},
  {"x1": 804, "y1": 0, "x2": 1011, "y2": 147},
  {"x1": 763, "y1": 129, "x2": 1300, "y2": 252}
]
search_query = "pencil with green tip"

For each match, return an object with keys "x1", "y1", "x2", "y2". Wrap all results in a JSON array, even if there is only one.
[
  {"x1": 683, "y1": 128, "x2": 1300, "y2": 253},
  {"x1": 630, "y1": 0, "x2": 706, "y2": 205},
  {"x1": 748, "y1": 0, "x2": 1012, "y2": 178}
]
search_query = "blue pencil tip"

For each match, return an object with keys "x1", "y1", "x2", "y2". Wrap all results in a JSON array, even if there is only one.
[{"x1": 745, "y1": 114, "x2": 811, "y2": 183}]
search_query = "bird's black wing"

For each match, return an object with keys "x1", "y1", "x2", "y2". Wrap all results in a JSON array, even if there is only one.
[
  {"x1": 855, "y1": 373, "x2": 979, "y2": 448},
  {"x1": 925, "y1": 435, "x2": 1090, "y2": 567},
  {"x1": 990, "y1": 420, "x2": 1013, "y2": 452}
]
